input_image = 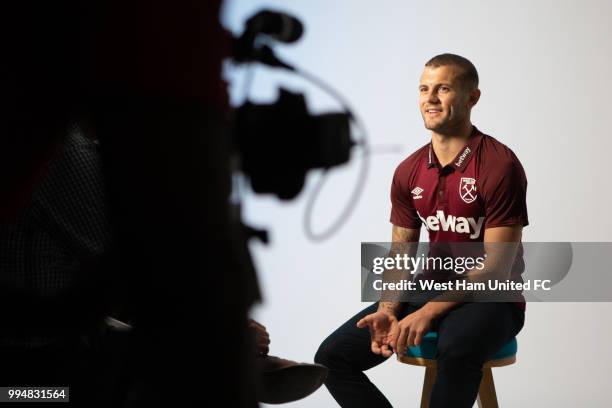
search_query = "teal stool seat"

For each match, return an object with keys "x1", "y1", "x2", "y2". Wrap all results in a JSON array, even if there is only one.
[
  {"x1": 404, "y1": 332, "x2": 518, "y2": 361},
  {"x1": 397, "y1": 332, "x2": 517, "y2": 408}
]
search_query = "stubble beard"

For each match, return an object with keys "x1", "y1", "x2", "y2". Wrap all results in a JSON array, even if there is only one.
[{"x1": 424, "y1": 110, "x2": 466, "y2": 136}]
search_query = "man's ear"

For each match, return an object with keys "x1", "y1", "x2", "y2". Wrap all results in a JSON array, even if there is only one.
[{"x1": 469, "y1": 88, "x2": 481, "y2": 107}]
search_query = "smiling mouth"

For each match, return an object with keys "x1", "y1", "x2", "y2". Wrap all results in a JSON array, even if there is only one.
[{"x1": 425, "y1": 109, "x2": 442, "y2": 114}]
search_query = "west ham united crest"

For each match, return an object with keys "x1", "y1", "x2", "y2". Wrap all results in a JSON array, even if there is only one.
[{"x1": 459, "y1": 177, "x2": 477, "y2": 203}]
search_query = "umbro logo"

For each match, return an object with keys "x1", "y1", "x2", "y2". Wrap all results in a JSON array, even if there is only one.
[{"x1": 411, "y1": 187, "x2": 424, "y2": 199}]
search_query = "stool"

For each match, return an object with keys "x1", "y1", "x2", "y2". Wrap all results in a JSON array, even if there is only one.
[{"x1": 396, "y1": 332, "x2": 517, "y2": 408}]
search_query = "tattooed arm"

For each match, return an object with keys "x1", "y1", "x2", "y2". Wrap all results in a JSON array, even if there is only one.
[{"x1": 377, "y1": 225, "x2": 421, "y2": 316}]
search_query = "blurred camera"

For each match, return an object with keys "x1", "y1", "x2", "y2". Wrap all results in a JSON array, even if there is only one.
[
  {"x1": 231, "y1": 9, "x2": 354, "y2": 200},
  {"x1": 235, "y1": 89, "x2": 351, "y2": 199}
]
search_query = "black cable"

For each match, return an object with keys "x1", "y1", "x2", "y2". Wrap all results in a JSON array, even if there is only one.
[
  {"x1": 237, "y1": 54, "x2": 398, "y2": 242},
  {"x1": 292, "y1": 66, "x2": 371, "y2": 242}
]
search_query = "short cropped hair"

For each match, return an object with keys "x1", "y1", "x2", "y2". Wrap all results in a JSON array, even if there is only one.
[{"x1": 425, "y1": 53, "x2": 479, "y2": 90}]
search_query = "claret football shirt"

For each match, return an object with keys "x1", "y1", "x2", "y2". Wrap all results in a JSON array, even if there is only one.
[{"x1": 390, "y1": 125, "x2": 528, "y2": 309}]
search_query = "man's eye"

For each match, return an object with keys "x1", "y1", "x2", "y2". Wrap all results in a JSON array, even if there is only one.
[{"x1": 439, "y1": 87, "x2": 449, "y2": 92}]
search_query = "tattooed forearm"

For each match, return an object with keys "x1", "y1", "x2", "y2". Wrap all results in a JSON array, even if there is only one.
[{"x1": 377, "y1": 225, "x2": 420, "y2": 315}]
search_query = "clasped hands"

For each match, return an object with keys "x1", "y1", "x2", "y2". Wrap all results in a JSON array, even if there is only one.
[{"x1": 356, "y1": 307, "x2": 435, "y2": 357}]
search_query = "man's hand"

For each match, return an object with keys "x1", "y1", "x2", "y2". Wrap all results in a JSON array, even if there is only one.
[
  {"x1": 248, "y1": 319, "x2": 271, "y2": 356},
  {"x1": 391, "y1": 308, "x2": 435, "y2": 355},
  {"x1": 356, "y1": 311, "x2": 399, "y2": 357}
]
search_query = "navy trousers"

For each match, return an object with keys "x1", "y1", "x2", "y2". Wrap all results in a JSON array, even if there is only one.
[{"x1": 315, "y1": 302, "x2": 524, "y2": 407}]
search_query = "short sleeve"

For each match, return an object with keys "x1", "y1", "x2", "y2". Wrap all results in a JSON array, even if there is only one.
[
  {"x1": 481, "y1": 158, "x2": 529, "y2": 229},
  {"x1": 389, "y1": 166, "x2": 422, "y2": 229}
]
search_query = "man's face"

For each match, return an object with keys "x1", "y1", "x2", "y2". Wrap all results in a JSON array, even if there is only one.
[{"x1": 418, "y1": 65, "x2": 476, "y2": 134}]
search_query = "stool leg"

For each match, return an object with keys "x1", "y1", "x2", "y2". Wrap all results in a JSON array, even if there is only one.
[
  {"x1": 476, "y1": 367, "x2": 498, "y2": 408},
  {"x1": 420, "y1": 367, "x2": 437, "y2": 408}
]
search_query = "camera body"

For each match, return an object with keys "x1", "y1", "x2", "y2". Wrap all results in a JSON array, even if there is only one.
[{"x1": 235, "y1": 89, "x2": 351, "y2": 199}]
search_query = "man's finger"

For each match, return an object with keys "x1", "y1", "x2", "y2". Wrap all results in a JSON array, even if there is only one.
[
  {"x1": 396, "y1": 326, "x2": 408, "y2": 355},
  {"x1": 383, "y1": 334, "x2": 394, "y2": 353},
  {"x1": 406, "y1": 328, "x2": 417, "y2": 348},
  {"x1": 380, "y1": 344, "x2": 393, "y2": 358},
  {"x1": 250, "y1": 320, "x2": 266, "y2": 330},
  {"x1": 253, "y1": 328, "x2": 270, "y2": 342},
  {"x1": 371, "y1": 340, "x2": 382, "y2": 355},
  {"x1": 249, "y1": 320, "x2": 267, "y2": 333},
  {"x1": 389, "y1": 338, "x2": 397, "y2": 352},
  {"x1": 414, "y1": 330, "x2": 424, "y2": 346},
  {"x1": 356, "y1": 315, "x2": 372, "y2": 328},
  {"x1": 388, "y1": 331, "x2": 398, "y2": 350},
  {"x1": 372, "y1": 318, "x2": 379, "y2": 332}
]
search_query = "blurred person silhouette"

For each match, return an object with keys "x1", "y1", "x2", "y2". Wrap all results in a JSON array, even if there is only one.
[
  {"x1": 0, "y1": 121, "x2": 325, "y2": 406},
  {"x1": 0, "y1": 2, "x2": 342, "y2": 406},
  {"x1": 0, "y1": 126, "x2": 125, "y2": 405},
  {"x1": 0, "y1": 1, "x2": 260, "y2": 406}
]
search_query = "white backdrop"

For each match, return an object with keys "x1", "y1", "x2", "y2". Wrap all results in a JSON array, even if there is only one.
[{"x1": 222, "y1": 1, "x2": 612, "y2": 406}]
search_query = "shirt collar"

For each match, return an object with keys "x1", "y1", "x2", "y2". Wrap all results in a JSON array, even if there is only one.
[{"x1": 426, "y1": 126, "x2": 483, "y2": 172}]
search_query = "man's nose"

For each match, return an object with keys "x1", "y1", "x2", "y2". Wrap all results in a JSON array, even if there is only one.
[{"x1": 426, "y1": 90, "x2": 439, "y2": 103}]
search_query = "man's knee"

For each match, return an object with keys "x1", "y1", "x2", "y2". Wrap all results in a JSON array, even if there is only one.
[
  {"x1": 314, "y1": 331, "x2": 355, "y2": 370},
  {"x1": 314, "y1": 336, "x2": 336, "y2": 367}
]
